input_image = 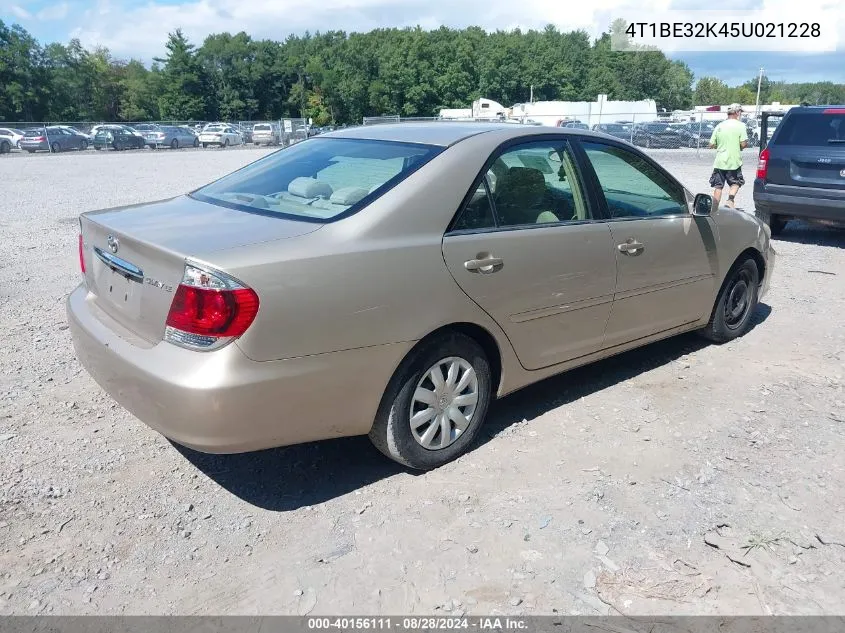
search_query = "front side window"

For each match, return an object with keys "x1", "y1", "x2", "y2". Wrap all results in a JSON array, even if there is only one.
[
  {"x1": 582, "y1": 141, "x2": 688, "y2": 218},
  {"x1": 192, "y1": 137, "x2": 441, "y2": 221}
]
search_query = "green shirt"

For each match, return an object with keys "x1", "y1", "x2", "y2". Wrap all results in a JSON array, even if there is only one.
[{"x1": 710, "y1": 118, "x2": 748, "y2": 170}]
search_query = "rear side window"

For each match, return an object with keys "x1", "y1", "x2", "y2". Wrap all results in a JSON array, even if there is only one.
[
  {"x1": 193, "y1": 138, "x2": 442, "y2": 221},
  {"x1": 775, "y1": 111, "x2": 845, "y2": 146}
]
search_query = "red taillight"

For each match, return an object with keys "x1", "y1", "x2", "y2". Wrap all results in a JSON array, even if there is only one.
[
  {"x1": 756, "y1": 147, "x2": 770, "y2": 180},
  {"x1": 822, "y1": 108, "x2": 845, "y2": 114},
  {"x1": 166, "y1": 285, "x2": 258, "y2": 337},
  {"x1": 33, "y1": 136, "x2": 45, "y2": 142},
  {"x1": 78, "y1": 234, "x2": 85, "y2": 273},
  {"x1": 164, "y1": 264, "x2": 259, "y2": 350}
]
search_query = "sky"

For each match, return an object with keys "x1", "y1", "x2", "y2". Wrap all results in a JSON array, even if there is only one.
[{"x1": 1, "y1": 0, "x2": 843, "y2": 87}]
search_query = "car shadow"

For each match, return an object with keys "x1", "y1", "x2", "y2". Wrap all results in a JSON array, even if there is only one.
[
  {"x1": 175, "y1": 303, "x2": 772, "y2": 512},
  {"x1": 775, "y1": 222, "x2": 845, "y2": 248}
]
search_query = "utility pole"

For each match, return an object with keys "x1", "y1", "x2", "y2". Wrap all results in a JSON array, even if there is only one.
[
  {"x1": 755, "y1": 67, "x2": 764, "y2": 117},
  {"x1": 530, "y1": 85, "x2": 533, "y2": 104}
]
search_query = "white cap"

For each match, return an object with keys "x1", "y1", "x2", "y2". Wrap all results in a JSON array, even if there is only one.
[{"x1": 726, "y1": 103, "x2": 743, "y2": 114}]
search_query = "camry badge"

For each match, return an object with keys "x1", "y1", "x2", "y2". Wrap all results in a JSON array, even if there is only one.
[{"x1": 107, "y1": 234, "x2": 119, "y2": 254}]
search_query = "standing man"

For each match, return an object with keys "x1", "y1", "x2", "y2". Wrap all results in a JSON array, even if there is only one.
[{"x1": 708, "y1": 103, "x2": 748, "y2": 208}]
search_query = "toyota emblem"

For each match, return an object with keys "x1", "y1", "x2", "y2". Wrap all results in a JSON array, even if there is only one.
[{"x1": 107, "y1": 234, "x2": 119, "y2": 254}]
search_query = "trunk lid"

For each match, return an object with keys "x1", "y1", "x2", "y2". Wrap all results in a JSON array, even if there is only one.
[{"x1": 80, "y1": 195, "x2": 321, "y2": 344}]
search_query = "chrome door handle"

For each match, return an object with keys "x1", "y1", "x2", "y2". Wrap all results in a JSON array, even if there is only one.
[
  {"x1": 617, "y1": 240, "x2": 644, "y2": 255},
  {"x1": 464, "y1": 256, "x2": 504, "y2": 272}
]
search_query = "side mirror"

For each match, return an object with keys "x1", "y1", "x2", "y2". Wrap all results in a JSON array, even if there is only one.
[{"x1": 692, "y1": 193, "x2": 713, "y2": 216}]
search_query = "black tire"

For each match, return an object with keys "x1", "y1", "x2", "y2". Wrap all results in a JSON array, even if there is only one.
[
  {"x1": 51, "y1": 142, "x2": 60, "y2": 153},
  {"x1": 193, "y1": 138, "x2": 199, "y2": 148},
  {"x1": 171, "y1": 139, "x2": 178, "y2": 149},
  {"x1": 756, "y1": 209, "x2": 787, "y2": 236},
  {"x1": 369, "y1": 332, "x2": 492, "y2": 470},
  {"x1": 699, "y1": 256, "x2": 760, "y2": 344},
  {"x1": 0, "y1": 140, "x2": 10, "y2": 154},
  {"x1": 223, "y1": 138, "x2": 229, "y2": 147},
  {"x1": 80, "y1": 140, "x2": 88, "y2": 150}
]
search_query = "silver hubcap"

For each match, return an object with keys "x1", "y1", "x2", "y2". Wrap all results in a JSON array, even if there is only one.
[{"x1": 410, "y1": 357, "x2": 479, "y2": 450}]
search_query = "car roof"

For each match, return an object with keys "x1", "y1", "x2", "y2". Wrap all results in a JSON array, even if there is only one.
[{"x1": 320, "y1": 121, "x2": 608, "y2": 147}]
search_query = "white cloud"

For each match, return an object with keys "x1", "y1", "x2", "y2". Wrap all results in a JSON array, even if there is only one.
[
  {"x1": 36, "y1": 1, "x2": 69, "y2": 19},
  {"x1": 6, "y1": 3, "x2": 32, "y2": 18}
]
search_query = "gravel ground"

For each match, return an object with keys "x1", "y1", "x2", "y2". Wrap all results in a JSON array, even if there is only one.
[{"x1": 1, "y1": 146, "x2": 844, "y2": 616}]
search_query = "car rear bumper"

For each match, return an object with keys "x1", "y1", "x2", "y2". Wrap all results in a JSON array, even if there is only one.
[
  {"x1": 20, "y1": 142, "x2": 47, "y2": 151},
  {"x1": 754, "y1": 179, "x2": 845, "y2": 224},
  {"x1": 67, "y1": 284, "x2": 413, "y2": 454}
]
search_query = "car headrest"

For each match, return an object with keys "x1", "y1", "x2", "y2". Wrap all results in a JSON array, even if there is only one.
[
  {"x1": 288, "y1": 177, "x2": 333, "y2": 199},
  {"x1": 497, "y1": 167, "x2": 546, "y2": 205},
  {"x1": 330, "y1": 187, "x2": 369, "y2": 206}
]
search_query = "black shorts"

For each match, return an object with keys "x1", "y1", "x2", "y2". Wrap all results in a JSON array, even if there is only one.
[{"x1": 709, "y1": 168, "x2": 745, "y2": 188}]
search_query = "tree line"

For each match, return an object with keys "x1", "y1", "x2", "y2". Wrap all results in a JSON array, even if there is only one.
[{"x1": 1, "y1": 19, "x2": 843, "y2": 126}]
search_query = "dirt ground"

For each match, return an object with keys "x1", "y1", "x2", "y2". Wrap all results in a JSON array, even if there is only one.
[{"x1": 1, "y1": 148, "x2": 844, "y2": 616}]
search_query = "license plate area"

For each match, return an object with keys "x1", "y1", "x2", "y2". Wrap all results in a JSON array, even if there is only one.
[{"x1": 92, "y1": 247, "x2": 143, "y2": 317}]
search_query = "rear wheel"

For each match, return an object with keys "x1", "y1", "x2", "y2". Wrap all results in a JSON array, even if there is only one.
[
  {"x1": 80, "y1": 140, "x2": 88, "y2": 150},
  {"x1": 223, "y1": 138, "x2": 229, "y2": 147},
  {"x1": 171, "y1": 139, "x2": 179, "y2": 149},
  {"x1": 51, "y1": 142, "x2": 60, "y2": 153},
  {"x1": 699, "y1": 256, "x2": 760, "y2": 344},
  {"x1": 193, "y1": 138, "x2": 199, "y2": 148},
  {"x1": 756, "y1": 209, "x2": 787, "y2": 236},
  {"x1": 0, "y1": 140, "x2": 10, "y2": 154},
  {"x1": 369, "y1": 333, "x2": 492, "y2": 470}
]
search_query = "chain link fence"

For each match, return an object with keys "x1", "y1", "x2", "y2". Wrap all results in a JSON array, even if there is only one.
[{"x1": 359, "y1": 111, "x2": 774, "y2": 154}]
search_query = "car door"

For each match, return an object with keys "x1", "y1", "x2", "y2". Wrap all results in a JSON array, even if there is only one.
[
  {"x1": 576, "y1": 139, "x2": 716, "y2": 348},
  {"x1": 442, "y1": 138, "x2": 617, "y2": 371}
]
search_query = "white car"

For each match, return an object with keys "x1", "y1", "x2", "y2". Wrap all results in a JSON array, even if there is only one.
[
  {"x1": 0, "y1": 127, "x2": 25, "y2": 150},
  {"x1": 199, "y1": 124, "x2": 243, "y2": 148}
]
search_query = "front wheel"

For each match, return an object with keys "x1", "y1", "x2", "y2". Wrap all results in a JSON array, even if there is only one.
[
  {"x1": 223, "y1": 138, "x2": 229, "y2": 147},
  {"x1": 369, "y1": 333, "x2": 492, "y2": 470},
  {"x1": 699, "y1": 257, "x2": 760, "y2": 344},
  {"x1": 0, "y1": 141, "x2": 10, "y2": 154}
]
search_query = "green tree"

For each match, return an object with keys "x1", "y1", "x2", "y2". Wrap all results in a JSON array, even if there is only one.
[{"x1": 155, "y1": 29, "x2": 208, "y2": 120}]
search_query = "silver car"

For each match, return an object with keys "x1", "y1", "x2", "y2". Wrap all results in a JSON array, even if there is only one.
[
  {"x1": 145, "y1": 125, "x2": 199, "y2": 149},
  {"x1": 68, "y1": 123, "x2": 775, "y2": 470}
]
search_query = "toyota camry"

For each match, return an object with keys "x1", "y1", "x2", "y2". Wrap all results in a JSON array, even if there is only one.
[{"x1": 68, "y1": 122, "x2": 775, "y2": 470}]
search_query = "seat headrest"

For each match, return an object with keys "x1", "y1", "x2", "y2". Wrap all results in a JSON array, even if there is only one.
[
  {"x1": 288, "y1": 177, "x2": 333, "y2": 199},
  {"x1": 330, "y1": 187, "x2": 369, "y2": 206}
]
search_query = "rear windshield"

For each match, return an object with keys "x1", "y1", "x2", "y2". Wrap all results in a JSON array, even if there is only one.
[
  {"x1": 192, "y1": 137, "x2": 442, "y2": 221},
  {"x1": 24, "y1": 130, "x2": 44, "y2": 137},
  {"x1": 775, "y1": 111, "x2": 845, "y2": 146},
  {"x1": 253, "y1": 124, "x2": 272, "y2": 131},
  {"x1": 204, "y1": 125, "x2": 225, "y2": 132}
]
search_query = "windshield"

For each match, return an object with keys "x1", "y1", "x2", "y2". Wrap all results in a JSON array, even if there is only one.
[
  {"x1": 254, "y1": 124, "x2": 272, "y2": 131},
  {"x1": 192, "y1": 137, "x2": 442, "y2": 222}
]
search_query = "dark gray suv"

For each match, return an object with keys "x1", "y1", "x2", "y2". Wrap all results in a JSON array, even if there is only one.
[{"x1": 753, "y1": 106, "x2": 845, "y2": 235}]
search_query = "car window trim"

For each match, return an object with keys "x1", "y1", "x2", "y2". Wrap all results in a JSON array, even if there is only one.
[
  {"x1": 570, "y1": 136, "x2": 692, "y2": 222},
  {"x1": 445, "y1": 133, "x2": 600, "y2": 235}
]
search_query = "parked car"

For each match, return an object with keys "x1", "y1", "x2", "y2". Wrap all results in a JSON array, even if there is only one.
[
  {"x1": 0, "y1": 127, "x2": 25, "y2": 151},
  {"x1": 56, "y1": 126, "x2": 93, "y2": 144},
  {"x1": 69, "y1": 123, "x2": 774, "y2": 471},
  {"x1": 631, "y1": 121, "x2": 685, "y2": 148},
  {"x1": 238, "y1": 125, "x2": 253, "y2": 144},
  {"x1": 198, "y1": 123, "x2": 243, "y2": 148},
  {"x1": 20, "y1": 126, "x2": 90, "y2": 153},
  {"x1": 92, "y1": 125, "x2": 146, "y2": 151},
  {"x1": 144, "y1": 125, "x2": 199, "y2": 149},
  {"x1": 559, "y1": 121, "x2": 589, "y2": 130},
  {"x1": 251, "y1": 123, "x2": 281, "y2": 145},
  {"x1": 675, "y1": 121, "x2": 717, "y2": 148},
  {"x1": 592, "y1": 122, "x2": 633, "y2": 141},
  {"x1": 753, "y1": 106, "x2": 845, "y2": 234}
]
